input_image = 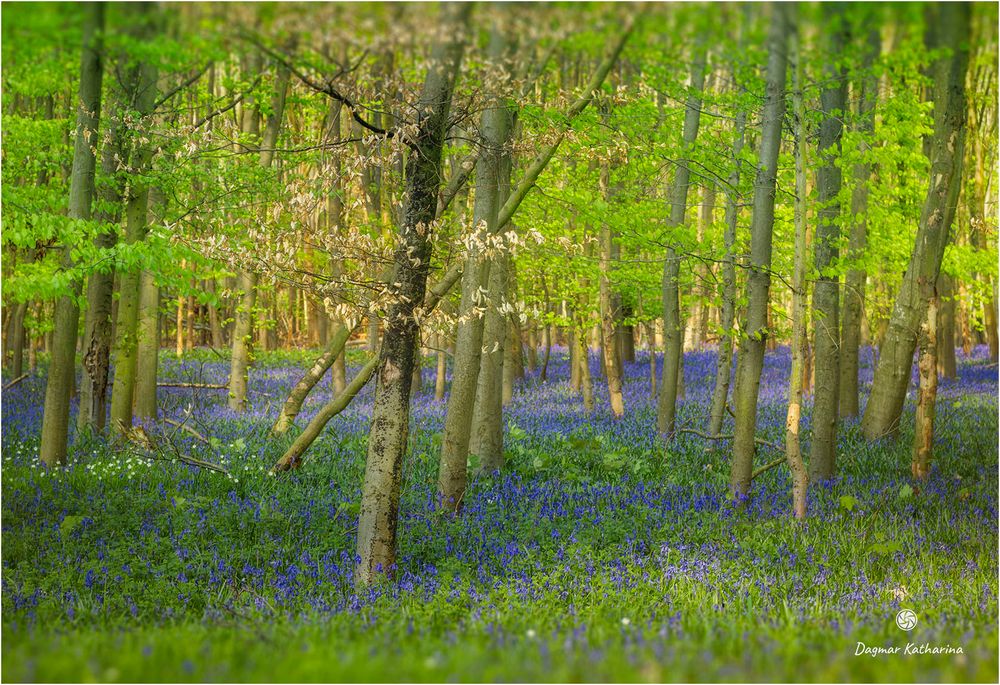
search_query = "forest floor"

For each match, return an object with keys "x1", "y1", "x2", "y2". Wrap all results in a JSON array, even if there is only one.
[{"x1": 2, "y1": 345, "x2": 997, "y2": 682}]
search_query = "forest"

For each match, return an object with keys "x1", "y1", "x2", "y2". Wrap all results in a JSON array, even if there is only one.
[{"x1": 1, "y1": 1, "x2": 998, "y2": 682}]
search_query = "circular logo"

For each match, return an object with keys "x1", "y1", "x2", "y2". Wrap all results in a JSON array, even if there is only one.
[{"x1": 896, "y1": 609, "x2": 918, "y2": 631}]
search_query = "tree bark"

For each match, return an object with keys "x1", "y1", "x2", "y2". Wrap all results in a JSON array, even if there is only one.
[
  {"x1": 729, "y1": 3, "x2": 788, "y2": 498},
  {"x1": 936, "y1": 272, "x2": 957, "y2": 378},
  {"x1": 228, "y1": 58, "x2": 290, "y2": 412},
  {"x1": 356, "y1": 4, "x2": 470, "y2": 587},
  {"x1": 708, "y1": 78, "x2": 746, "y2": 438},
  {"x1": 839, "y1": 26, "x2": 880, "y2": 419},
  {"x1": 599, "y1": 164, "x2": 625, "y2": 418},
  {"x1": 808, "y1": 4, "x2": 849, "y2": 482},
  {"x1": 658, "y1": 44, "x2": 706, "y2": 437},
  {"x1": 110, "y1": 43, "x2": 159, "y2": 433},
  {"x1": 40, "y1": 2, "x2": 104, "y2": 467},
  {"x1": 861, "y1": 3, "x2": 969, "y2": 440},
  {"x1": 912, "y1": 292, "x2": 938, "y2": 479},
  {"x1": 438, "y1": 24, "x2": 513, "y2": 510},
  {"x1": 785, "y1": 25, "x2": 809, "y2": 519}
]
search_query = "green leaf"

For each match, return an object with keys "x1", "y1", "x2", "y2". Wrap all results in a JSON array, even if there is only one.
[{"x1": 839, "y1": 495, "x2": 858, "y2": 512}]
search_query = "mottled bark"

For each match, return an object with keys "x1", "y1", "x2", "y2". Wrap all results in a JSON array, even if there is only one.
[
  {"x1": 356, "y1": 4, "x2": 470, "y2": 587},
  {"x1": 109, "y1": 47, "x2": 159, "y2": 433}
]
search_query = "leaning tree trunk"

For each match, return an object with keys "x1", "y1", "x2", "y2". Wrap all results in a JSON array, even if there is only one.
[
  {"x1": 438, "y1": 24, "x2": 513, "y2": 511},
  {"x1": 861, "y1": 3, "x2": 969, "y2": 440},
  {"x1": 839, "y1": 27, "x2": 880, "y2": 419},
  {"x1": 729, "y1": 3, "x2": 788, "y2": 498},
  {"x1": 39, "y1": 3, "x2": 104, "y2": 467},
  {"x1": 356, "y1": 4, "x2": 470, "y2": 588},
  {"x1": 657, "y1": 44, "x2": 706, "y2": 437},
  {"x1": 228, "y1": 58, "x2": 289, "y2": 413},
  {"x1": 808, "y1": 4, "x2": 848, "y2": 483}
]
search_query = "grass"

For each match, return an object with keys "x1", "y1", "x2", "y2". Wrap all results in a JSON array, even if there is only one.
[{"x1": 2, "y1": 345, "x2": 997, "y2": 682}]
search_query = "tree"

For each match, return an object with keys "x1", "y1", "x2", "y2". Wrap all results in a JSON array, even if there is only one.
[
  {"x1": 355, "y1": 3, "x2": 472, "y2": 587},
  {"x1": 657, "y1": 41, "x2": 706, "y2": 437},
  {"x1": 808, "y1": 4, "x2": 848, "y2": 482},
  {"x1": 861, "y1": 3, "x2": 970, "y2": 440},
  {"x1": 38, "y1": 2, "x2": 104, "y2": 467},
  {"x1": 729, "y1": 3, "x2": 788, "y2": 499}
]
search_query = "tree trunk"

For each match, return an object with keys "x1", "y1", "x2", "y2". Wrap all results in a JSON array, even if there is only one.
[
  {"x1": 435, "y1": 331, "x2": 447, "y2": 401},
  {"x1": 936, "y1": 272, "x2": 957, "y2": 378},
  {"x1": 271, "y1": 323, "x2": 355, "y2": 435},
  {"x1": 356, "y1": 4, "x2": 470, "y2": 587},
  {"x1": 729, "y1": 4, "x2": 788, "y2": 498},
  {"x1": 784, "y1": 26, "x2": 809, "y2": 519},
  {"x1": 438, "y1": 25, "x2": 513, "y2": 510},
  {"x1": 133, "y1": 191, "x2": 164, "y2": 420},
  {"x1": 109, "y1": 47, "x2": 159, "y2": 433},
  {"x1": 79, "y1": 4, "x2": 155, "y2": 433},
  {"x1": 206, "y1": 279, "x2": 225, "y2": 348},
  {"x1": 228, "y1": 58, "x2": 290, "y2": 412},
  {"x1": 808, "y1": 5, "x2": 848, "y2": 483},
  {"x1": 839, "y1": 27, "x2": 880, "y2": 419},
  {"x1": 658, "y1": 44, "x2": 706, "y2": 437},
  {"x1": 708, "y1": 71, "x2": 747, "y2": 437},
  {"x1": 912, "y1": 292, "x2": 938, "y2": 479},
  {"x1": 861, "y1": 3, "x2": 969, "y2": 440},
  {"x1": 40, "y1": 2, "x2": 104, "y2": 467},
  {"x1": 470, "y1": 254, "x2": 509, "y2": 472},
  {"x1": 599, "y1": 164, "x2": 625, "y2": 418}
]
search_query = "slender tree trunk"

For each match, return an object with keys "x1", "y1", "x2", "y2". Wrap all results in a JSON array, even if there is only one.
[
  {"x1": 271, "y1": 323, "x2": 355, "y2": 434},
  {"x1": 729, "y1": 4, "x2": 788, "y2": 498},
  {"x1": 438, "y1": 25, "x2": 513, "y2": 509},
  {"x1": 206, "y1": 279, "x2": 224, "y2": 348},
  {"x1": 78, "y1": 5, "x2": 154, "y2": 433},
  {"x1": 936, "y1": 272, "x2": 957, "y2": 378},
  {"x1": 228, "y1": 59, "x2": 290, "y2": 412},
  {"x1": 109, "y1": 48, "x2": 159, "y2": 433},
  {"x1": 808, "y1": 5, "x2": 848, "y2": 482},
  {"x1": 40, "y1": 3, "x2": 104, "y2": 467},
  {"x1": 839, "y1": 27, "x2": 880, "y2": 419},
  {"x1": 435, "y1": 330, "x2": 447, "y2": 401},
  {"x1": 599, "y1": 164, "x2": 625, "y2": 418},
  {"x1": 912, "y1": 291, "x2": 938, "y2": 479},
  {"x1": 708, "y1": 78, "x2": 746, "y2": 437},
  {"x1": 470, "y1": 254, "x2": 510, "y2": 472},
  {"x1": 356, "y1": 4, "x2": 470, "y2": 587},
  {"x1": 658, "y1": 44, "x2": 706, "y2": 436},
  {"x1": 862, "y1": 3, "x2": 969, "y2": 440},
  {"x1": 133, "y1": 190, "x2": 163, "y2": 420},
  {"x1": 785, "y1": 26, "x2": 809, "y2": 519}
]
